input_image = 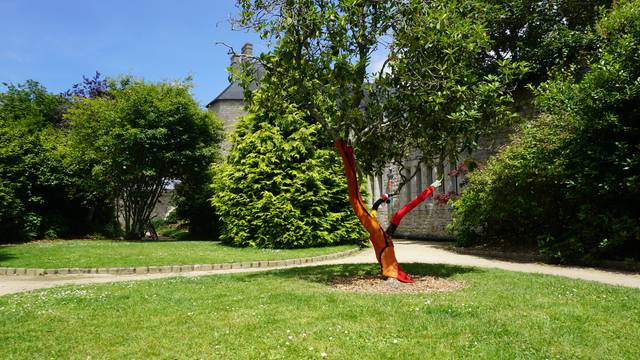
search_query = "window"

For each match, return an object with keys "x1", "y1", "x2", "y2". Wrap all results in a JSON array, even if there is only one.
[
  {"x1": 369, "y1": 175, "x2": 377, "y2": 203},
  {"x1": 450, "y1": 162, "x2": 459, "y2": 194},
  {"x1": 404, "y1": 168, "x2": 412, "y2": 204}
]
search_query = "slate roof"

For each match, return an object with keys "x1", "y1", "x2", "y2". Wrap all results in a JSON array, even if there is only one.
[
  {"x1": 207, "y1": 82, "x2": 246, "y2": 105},
  {"x1": 207, "y1": 62, "x2": 265, "y2": 108}
]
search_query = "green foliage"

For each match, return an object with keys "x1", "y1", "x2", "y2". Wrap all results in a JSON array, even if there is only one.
[
  {"x1": 0, "y1": 179, "x2": 32, "y2": 240},
  {"x1": 211, "y1": 78, "x2": 366, "y2": 248},
  {"x1": 483, "y1": 0, "x2": 612, "y2": 83},
  {"x1": 235, "y1": 0, "x2": 607, "y2": 213},
  {"x1": 364, "y1": 0, "x2": 528, "y2": 170},
  {"x1": 1, "y1": 78, "x2": 221, "y2": 242},
  {"x1": 0, "y1": 125, "x2": 45, "y2": 240},
  {"x1": 451, "y1": 0, "x2": 640, "y2": 261},
  {"x1": 0, "y1": 81, "x2": 115, "y2": 241},
  {"x1": 450, "y1": 114, "x2": 574, "y2": 251},
  {"x1": 237, "y1": 0, "x2": 397, "y2": 168},
  {"x1": 364, "y1": 0, "x2": 611, "y2": 170},
  {"x1": 238, "y1": 1, "x2": 609, "y2": 176},
  {"x1": 0, "y1": 80, "x2": 66, "y2": 128},
  {"x1": 66, "y1": 79, "x2": 223, "y2": 240},
  {"x1": 174, "y1": 169, "x2": 220, "y2": 239}
]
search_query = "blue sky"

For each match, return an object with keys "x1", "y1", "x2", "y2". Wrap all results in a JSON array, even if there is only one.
[{"x1": 0, "y1": 0, "x2": 268, "y2": 106}]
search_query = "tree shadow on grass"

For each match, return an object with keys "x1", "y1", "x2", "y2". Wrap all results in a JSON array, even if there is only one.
[
  {"x1": 241, "y1": 262, "x2": 480, "y2": 286},
  {"x1": 113, "y1": 238, "x2": 212, "y2": 243},
  {"x1": 0, "y1": 246, "x2": 17, "y2": 263}
]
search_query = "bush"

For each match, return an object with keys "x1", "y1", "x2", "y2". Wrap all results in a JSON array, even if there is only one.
[
  {"x1": 66, "y1": 79, "x2": 223, "y2": 240},
  {"x1": 174, "y1": 172, "x2": 220, "y2": 240},
  {"x1": 211, "y1": 100, "x2": 366, "y2": 248},
  {"x1": 450, "y1": 0, "x2": 640, "y2": 261},
  {"x1": 0, "y1": 81, "x2": 117, "y2": 242},
  {"x1": 450, "y1": 114, "x2": 579, "y2": 253}
]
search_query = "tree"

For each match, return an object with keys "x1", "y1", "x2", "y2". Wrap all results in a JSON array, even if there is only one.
[
  {"x1": 66, "y1": 79, "x2": 223, "y2": 240},
  {"x1": 0, "y1": 81, "x2": 66, "y2": 241},
  {"x1": 0, "y1": 80, "x2": 67, "y2": 128},
  {"x1": 211, "y1": 76, "x2": 366, "y2": 248},
  {"x1": 233, "y1": 0, "x2": 533, "y2": 281},
  {"x1": 236, "y1": 1, "x2": 611, "y2": 175},
  {"x1": 450, "y1": 0, "x2": 640, "y2": 261},
  {"x1": 364, "y1": 0, "x2": 528, "y2": 172},
  {"x1": 0, "y1": 80, "x2": 115, "y2": 241},
  {"x1": 482, "y1": 0, "x2": 612, "y2": 85}
]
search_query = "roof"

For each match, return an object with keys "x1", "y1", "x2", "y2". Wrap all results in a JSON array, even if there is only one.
[
  {"x1": 207, "y1": 82, "x2": 246, "y2": 106},
  {"x1": 207, "y1": 62, "x2": 265, "y2": 108}
]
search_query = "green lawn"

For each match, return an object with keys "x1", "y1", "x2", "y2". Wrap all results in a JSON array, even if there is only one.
[
  {"x1": 1, "y1": 263, "x2": 638, "y2": 359},
  {"x1": 0, "y1": 240, "x2": 357, "y2": 269}
]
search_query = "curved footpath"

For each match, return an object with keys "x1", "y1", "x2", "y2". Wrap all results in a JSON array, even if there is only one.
[{"x1": 1, "y1": 240, "x2": 639, "y2": 296}]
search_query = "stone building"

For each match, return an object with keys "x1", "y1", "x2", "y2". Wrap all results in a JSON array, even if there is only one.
[
  {"x1": 370, "y1": 131, "x2": 511, "y2": 239},
  {"x1": 207, "y1": 43, "x2": 262, "y2": 150},
  {"x1": 207, "y1": 42, "x2": 511, "y2": 240}
]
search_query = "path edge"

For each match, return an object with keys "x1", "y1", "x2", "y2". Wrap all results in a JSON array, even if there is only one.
[{"x1": 0, "y1": 247, "x2": 364, "y2": 277}]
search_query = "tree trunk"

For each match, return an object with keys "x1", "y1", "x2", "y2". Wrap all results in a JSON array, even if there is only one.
[
  {"x1": 121, "y1": 179, "x2": 165, "y2": 240},
  {"x1": 335, "y1": 139, "x2": 415, "y2": 283}
]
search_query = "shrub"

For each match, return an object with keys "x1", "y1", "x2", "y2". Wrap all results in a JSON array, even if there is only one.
[
  {"x1": 66, "y1": 79, "x2": 223, "y2": 239},
  {"x1": 211, "y1": 102, "x2": 366, "y2": 248},
  {"x1": 450, "y1": 0, "x2": 640, "y2": 261},
  {"x1": 0, "y1": 81, "x2": 117, "y2": 241}
]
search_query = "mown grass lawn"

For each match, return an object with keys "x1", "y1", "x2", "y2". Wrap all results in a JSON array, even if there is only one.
[
  {"x1": 0, "y1": 240, "x2": 357, "y2": 269},
  {"x1": 1, "y1": 263, "x2": 638, "y2": 359}
]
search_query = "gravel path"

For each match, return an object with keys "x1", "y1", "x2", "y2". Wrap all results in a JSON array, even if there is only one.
[{"x1": 1, "y1": 240, "x2": 639, "y2": 296}]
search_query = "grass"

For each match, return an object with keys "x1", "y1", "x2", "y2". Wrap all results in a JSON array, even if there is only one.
[
  {"x1": 157, "y1": 225, "x2": 190, "y2": 240},
  {"x1": 1, "y1": 263, "x2": 638, "y2": 359},
  {"x1": 0, "y1": 240, "x2": 358, "y2": 269}
]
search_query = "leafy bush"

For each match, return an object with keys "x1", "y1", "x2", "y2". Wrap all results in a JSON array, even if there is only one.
[
  {"x1": 0, "y1": 180, "x2": 32, "y2": 240},
  {"x1": 211, "y1": 95, "x2": 366, "y2": 248},
  {"x1": 174, "y1": 171, "x2": 220, "y2": 240},
  {"x1": 450, "y1": 0, "x2": 640, "y2": 261},
  {"x1": 66, "y1": 79, "x2": 223, "y2": 239},
  {"x1": 0, "y1": 81, "x2": 116, "y2": 242}
]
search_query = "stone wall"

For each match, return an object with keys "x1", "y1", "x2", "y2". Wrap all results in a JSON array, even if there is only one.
[
  {"x1": 117, "y1": 189, "x2": 176, "y2": 227},
  {"x1": 368, "y1": 128, "x2": 512, "y2": 239},
  {"x1": 368, "y1": 161, "x2": 454, "y2": 239},
  {"x1": 150, "y1": 189, "x2": 175, "y2": 221},
  {"x1": 209, "y1": 99, "x2": 247, "y2": 150}
]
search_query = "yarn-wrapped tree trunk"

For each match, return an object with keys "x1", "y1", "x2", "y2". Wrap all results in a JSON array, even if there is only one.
[{"x1": 336, "y1": 139, "x2": 438, "y2": 283}]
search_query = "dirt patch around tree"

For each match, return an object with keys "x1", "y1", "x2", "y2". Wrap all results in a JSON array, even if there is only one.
[{"x1": 329, "y1": 275, "x2": 465, "y2": 294}]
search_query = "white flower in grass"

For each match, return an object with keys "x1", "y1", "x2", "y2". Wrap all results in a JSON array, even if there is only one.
[{"x1": 320, "y1": 352, "x2": 328, "y2": 357}]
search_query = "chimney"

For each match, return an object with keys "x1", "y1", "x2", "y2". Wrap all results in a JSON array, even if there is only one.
[
  {"x1": 230, "y1": 53, "x2": 241, "y2": 67},
  {"x1": 241, "y1": 43, "x2": 253, "y2": 58},
  {"x1": 229, "y1": 43, "x2": 253, "y2": 80}
]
